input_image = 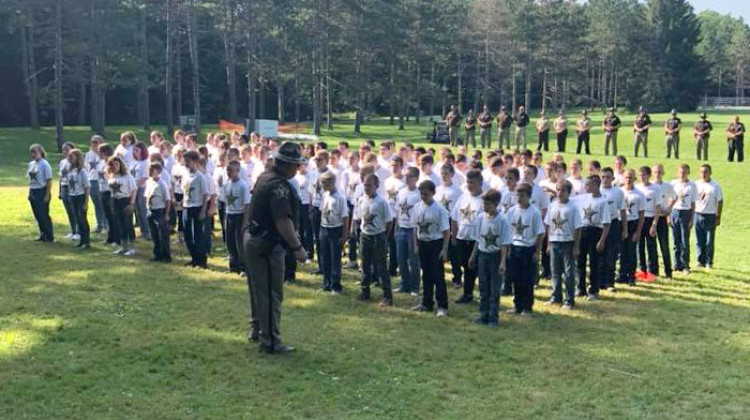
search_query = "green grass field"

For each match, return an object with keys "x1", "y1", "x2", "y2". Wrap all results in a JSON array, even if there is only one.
[{"x1": 2, "y1": 111, "x2": 750, "y2": 419}]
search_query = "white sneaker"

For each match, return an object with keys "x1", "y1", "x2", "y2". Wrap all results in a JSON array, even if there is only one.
[
  {"x1": 124, "y1": 249, "x2": 136, "y2": 257},
  {"x1": 64, "y1": 233, "x2": 74, "y2": 239},
  {"x1": 409, "y1": 292, "x2": 419, "y2": 297},
  {"x1": 113, "y1": 247, "x2": 125, "y2": 255},
  {"x1": 436, "y1": 308, "x2": 448, "y2": 317},
  {"x1": 71, "y1": 234, "x2": 80, "y2": 241}
]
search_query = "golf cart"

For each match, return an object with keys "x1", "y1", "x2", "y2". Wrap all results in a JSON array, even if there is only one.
[{"x1": 426, "y1": 120, "x2": 450, "y2": 144}]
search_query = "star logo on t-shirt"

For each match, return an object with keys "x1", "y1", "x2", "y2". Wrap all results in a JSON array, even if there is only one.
[
  {"x1": 188, "y1": 184, "x2": 197, "y2": 201},
  {"x1": 551, "y1": 211, "x2": 566, "y2": 232},
  {"x1": 512, "y1": 217, "x2": 528, "y2": 236},
  {"x1": 225, "y1": 190, "x2": 238, "y2": 207},
  {"x1": 68, "y1": 175, "x2": 78, "y2": 192},
  {"x1": 363, "y1": 209, "x2": 377, "y2": 228},
  {"x1": 322, "y1": 204, "x2": 334, "y2": 225},
  {"x1": 110, "y1": 182, "x2": 122, "y2": 194},
  {"x1": 440, "y1": 196, "x2": 451, "y2": 211},
  {"x1": 400, "y1": 200, "x2": 414, "y2": 217},
  {"x1": 348, "y1": 183, "x2": 357, "y2": 195},
  {"x1": 174, "y1": 175, "x2": 183, "y2": 185},
  {"x1": 417, "y1": 215, "x2": 432, "y2": 234},
  {"x1": 148, "y1": 194, "x2": 156, "y2": 209},
  {"x1": 646, "y1": 197, "x2": 652, "y2": 203},
  {"x1": 131, "y1": 167, "x2": 137, "y2": 178},
  {"x1": 29, "y1": 170, "x2": 38, "y2": 182},
  {"x1": 699, "y1": 191, "x2": 707, "y2": 203},
  {"x1": 583, "y1": 205, "x2": 597, "y2": 223},
  {"x1": 459, "y1": 204, "x2": 474, "y2": 222},
  {"x1": 482, "y1": 228, "x2": 498, "y2": 245},
  {"x1": 678, "y1": 191, "x2": 689, "y2": 205},
  {"x1": 217, "y1": 177, "x2": 224, "y2": 188},
  {"x1": 61, "y1": 167, "x2": 69, "y2": 177},
  {"x1": 387, "y1": 189, "x2": 398, "y2": 202},
  {"x1": 89, "y1": 161, "x2": 98, "y2": 171}
]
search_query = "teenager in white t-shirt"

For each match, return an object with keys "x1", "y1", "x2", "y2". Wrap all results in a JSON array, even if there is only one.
[
  {"x1": 635, "y1": 166, "x2": 662, "y2": 278},
  {"x1": 356, "y1": 174, "x2": 393, "y2": 306},
  {"x1": 544, "y1": 179, "x2": 582, "y2": 308},
  {"x1": 619, "y1": 169, "x2": 646, "y2": 285},
  {"x1": 575, "y1": 175, "x2": 611, "y2": 300},
  {"x1": 670, "y1": 164, "x2": 697, "y2": 273},
  {"x1": 395, "y1": 167, "x2": 421, "y2": 295},
  {"x1": 652, "y1": 164, "x2": 675, "y2": 278},
  {"x1": 319, "y1": 171, "x2": 349, "y2": 293},
  {"x1": 506, "y1": 184, "x2": 545, "y2": 314},
  {"x1": 694, "y1": 164, "x2": 723, "y2": 269}
]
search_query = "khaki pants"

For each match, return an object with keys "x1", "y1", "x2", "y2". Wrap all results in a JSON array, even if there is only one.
[
  {"x1": 514, "y1": 126, "x2": 527, "y2": 150},
  {"x1": 633, "y1": 131, "x2": 648, "y2": 157},
  {"x1": 480, "y1": 128, "x2": 491, "y2": 148},
  {"x1": 604, "y1": 131, "x2": 618, "y2": 156},
  {"x1": 696, "y1": 135, "x2": 709, "y2": 161},
  {"x1": 449, "y1": 126, "x2": 460, "y2": 147},
  {"x1": 244, "y1": 234, "x2": 286, "y2": 349},
  {"x1": 666, "y1": 133, "x2": 680, "y2": 159},
  {"x1": 466, "y1": 129, "x2": 476, "y2": 148},
  {"x1": 498, "y1": 127, "x2": 511, "y2": 149}
]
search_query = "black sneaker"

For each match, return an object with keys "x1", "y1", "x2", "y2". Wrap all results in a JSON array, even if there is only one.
[
  {"x1": 454, "y1": 295, "x2": 473, "y2": 304},
  {"x1": 474, "y1": 316, "x2": 488, "y2": 325},
  {"x1": 259, "y1": 344, "x2": 295, "y2": 354},
  {"x1": 379, "y1": 298, "x2": 393, "y2": 307},
  {"x1": 487, "y1": 319, "x2": 500, "y2": 327},
  {"x1": 358, "y1": 290, "x2": 371, "y2": 301},
  {"x1": 411, "y1": 304, "x2": 430, "y2": 312}
]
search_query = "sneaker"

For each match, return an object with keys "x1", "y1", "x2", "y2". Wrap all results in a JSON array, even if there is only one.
[
  {"x1": 379, "y1": 298, "x2": 393, "y2": 307},
  {"x1": 411, "y1": 304, "x2": 429, "y2": 312},
  {"x1": 586, "y1": 294, "x2": 598, "y2": 301},
  {"x1": 452, "y1": 282, "x2": 462, "y2": 289},
  {"x1": 64, "y1": 233, "x2": 74, "y2": 239},
  {"x1": 346, "y1": 261, "x2": 358, "y2": 269},
  {"x1": 124, "y1": 249, "x2": 136, "y2": 257},
  {"x1": 505, "y1": 308, "x2": 519, "y2": 314},
  {"x1": 72, "y1": 234, "x2": 81, "y2": 241},
  {"x1": 331, "y1": 290, "x2": 342, "y2": 295},
  {"x1": 474, "y1": 316, "x2": 488, "y2": 325},
  {"x1": 706, "y1": 265, "x2": 713, "y2": 270},
  {"x1": 486, "y1": 319, "x2": 499, "y2": 327},
  {"x1": 454, "y1": 295, "x2": 473, "y2": 304},
  {"x1": 436, "y1": 308, "x2": 448, "y2": 317},
  {"x1": 543, "y1": 300, "x2": 561, "y2": 306},
  {"x1": 606, "y1": 286, "x2": 617, "y2": 292},
  {"x1": 682, "y1": 269, "x2": 690, "y2": 275},
  {"x1": 409, "y1": 292, "x2": 419, "y2": 297},
  {"x1": 519, "y1": 310, "x2": 533, "y2": 317},
  {"x1": 562, "y1": 303, "x2": 573, "y2": 310},
  {"x1": 113, "y1": 247, "x2": 125, "y2": 255}
]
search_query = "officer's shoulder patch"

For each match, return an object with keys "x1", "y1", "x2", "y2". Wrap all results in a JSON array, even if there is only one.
[{"x1": 272, "y1": 182, "x2": 290, "y2": 199}]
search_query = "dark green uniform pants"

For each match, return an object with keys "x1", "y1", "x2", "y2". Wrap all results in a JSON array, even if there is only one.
[{"x1": 244, "y1": 233, "x2": 286, "y2": 349}]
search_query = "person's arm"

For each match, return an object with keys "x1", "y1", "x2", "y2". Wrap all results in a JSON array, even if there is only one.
[
  {"x1": 533, "y1": 233, "x2": 544, "y2": 261},
  {"x1": 412, "y1": 226, "x2": 419, "y2": 256},
  {"x1": 44, "y1": 170, "x2": 53, "y2": 203},
  {"x1": 450, "y1": 220, "x2": 458, "y2": 245},
  {"x1": 468, "y1": 240, "x2": 478, "y2": 268},
  {"x1": 545, "y1": 225, "x2": 551, "y2": 255},
  {"x1": 241, "y1": 203, "x2": 251, "y2": 228},
  {"x1": 633, "y1": 211, "x2": 644, "y2": 242},
  {"x1": 274, "y1": 216, "x2": 306, "y2": 262},
  {"x1": 716, "y1": 200, "x2": 723, "y2": 227},
  {"x1": 597, "y1": 223, "x2": 610, "y2": 252},
  {"x1": 572, "y1": 228, "x2": 581, "y2": 258},
  {"x1": 440, "y1": 229, "x2": 449, "y2": 261},
  {"x1": 620, "y1": 209, "x2": 628, "y2": 240},
  {"x1": 199, "y1": 192, "x2": 208, "y2": 220},
  {"x1": 649, "y1": 204, "x2": 660, "y2": 237},
  {"x1": 498, "y1": 245, "x2": 508, "y2": 275},
  {"x1": 385, "y1": 220, "x2": 393, "y2": 237},
  {"x1": 341, "y1": 216, "x2": 349, "y2": 245},
  {"x1": 164, "y1": 192, "x2": 172, "y2": 223}
]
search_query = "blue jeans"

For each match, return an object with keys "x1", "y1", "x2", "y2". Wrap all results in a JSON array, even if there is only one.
[
  {"x1": 550, "y1": 241, "x2": 577, "y2": 305},
  {"x1": 89, "y1": 180, "x2": 107, "y2": 229},
  {"x1": 695, "y1": 213, "x2": 716, "y2": 267},
  {"x1": 134, "y1": 186, "x2": 150, "y2": 239},
  {"x1": 478, "y1": 251, "x2": 503, "y2": 320},
  {"x1": 396, "y1": 227, "x2": 419, "y2": 292},
  {"x1": 183, "y1": 207, "x2": 206, "y2": 266},
  {"x1": 671, "y1": 210, "x2": 693, "y2": 271},
  {"x1": 320, "y1": 226, "x2": 343, "y2": 291},
  {"x1": 60, "y1": 185, "x2": 77, "y2": 234}
]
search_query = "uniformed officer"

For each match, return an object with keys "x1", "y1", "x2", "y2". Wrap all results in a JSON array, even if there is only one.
[
  {"x1": 478, "y1": 105, "x2": 493, "y2": 148},
  {"x1": 464, "y1": 109, "x2": 477, "y2": 149},
  {"x1": 726, "y1": 115, "x2": 744, "y2": 162},
  {"x1": 664, "y1": 109, "x2": 682, "y2": 159},
  {"x1": 535, "y1": 110, "x2": 550, "y2": 152},
  {"x1": 446, "y1": 105, "x2": 462, "y2": 147},
  {"x1": 496, "y1": 106, "x2": 513, "y2": 149},
  {"x1": 553, "y1": 110, "x2": 568, "y2": 152},
  {"x1": 514, "y1": 105, "x2": 530, "y2": 150},
  {"x1": 575, "y1": 110, "x2": 591, "y2": 155},
  {"x1": 633, "y1": 106, "x2": 652, "y2": 158},
  {"x1": 693, "y1": 112, "x2": 712, "y2": 161},
  {"x1": 243, "y1": 141, "x2": 308, "y2": 354},
  {"x1": 603, "y1": 107, "x2": 621, "y2": 156}
]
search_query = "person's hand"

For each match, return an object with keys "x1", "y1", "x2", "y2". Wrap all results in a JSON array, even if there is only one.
[
  {"x1": 439, "y1": 249, "x2": 447, "y2": 261},
  {"x1": 125, "y1": 204, "x2": 134, "y2": 215},
  {"x1": 43, "y1": 193, "x2": 50, "y2": 203},
  {"x1": 199, "y1": 210, "x2": 206, "y2": 221},
  {"x1": 546, "y1": 245, "x2": 551, "y2": 256},
  {"x1": 468, "y1": 256, "x2": 476, "y2": 269},
  {"x1": 632, "y1": 232, "x2": 641, "y2": 243},
  {"x1": 533, "y1": 252, "x2": 540, "y2": 262},
  {"x1": 596, "y1": 240, "x2": 605, "y2": 253},
  {"x1": 83, "y1": 202, "x2": 88, "y2": 214},
  {"x1": 294, "y1": 247, "x2": 307, "y2": 262},
  {"x1": 163, "y1": 215, "x2": 170, "y2": 224},
  {"x1": 498, "y1": 262, "x2": 506, "y2": 276},
  {"x1": 649, "y1": 225, "x2": 656, "y2": 238},
  {"x1": 621, "y1": 229, "x2": 629, "y2": 241},
  {"x1": 451, "y1": 237, "x2": 457, "y2": 247},
  {"x1": 716, "y1": 217, "x2": 721, "y2": 227},
  {"x1": 572, "y1": 247, "x2": 580, "y2": 258}
]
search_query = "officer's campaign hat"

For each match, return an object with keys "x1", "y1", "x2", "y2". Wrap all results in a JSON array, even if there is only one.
[{"x1": 272, "y1": 141, "x2": 307, "y2": 165}]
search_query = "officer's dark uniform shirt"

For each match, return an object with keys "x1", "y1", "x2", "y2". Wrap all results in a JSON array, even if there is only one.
[
  {"x1": 666, "y1": 117, "x2": 682, "y2": 132},
  {"x1": 447, "y1": 112, "x2": 461, "y2": 127},
  {"x1": 479, "y1": 112, "x2": 493, "y2": 128},
  {"x1": 694, "y1": 120, "x2": 713, "y2": 136},
  {"x1": 729, "y1": 122, "x2": 745, "y2": 141},
  {"x1": 465, "y1": 115, "x2": 477, "y2": 130},
  {"x1": 247, "y1": 165, "x2": 300, "y2": 239},
  {"x1": 499, "y1": 112, "x2": 513, "y2": 129},
  {"x1": 515, "y1": 112, "x2": 529, "y2": 128},
  {"x1": 635, "y1": 114, "x2": 652, "y2": 132},
  {"x1": 604, "y1": 115, "x2": 621, "y2": 132}
]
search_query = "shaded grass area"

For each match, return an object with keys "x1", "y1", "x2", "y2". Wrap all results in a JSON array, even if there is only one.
[{"x1": 2, "y1": 114, "x2": 750, "y2": 419}]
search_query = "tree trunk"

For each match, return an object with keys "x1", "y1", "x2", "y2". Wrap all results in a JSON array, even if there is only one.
[
  {"x1": 78, "y1": 74, "x2": 86, "y2": 126},
  {"x1": 456, "y1": 52, "x2": 463, "y2": 114},
  {"x1": 389, "y1": 63, "x2": 395, "y2": 125},
  {"x1": 138, "y1": 3, "x2": 150, "y2": 131},
  {"x1": 223, "y1": 0, "x2": 238, "y2": 122},
  {"x1": 176, "y1": 30, "x2": 183, "y2": 119},
  {"x1": 187, "y1": 0, "x2": 201, "y2": 134},
  {"x1": 511, "y1": 64, "x2": 517, "y2": 112},
  {"x1": 294, "y1": 74, "x2": 300, "y2": 123},
  {"x1": 415, "y1": 62, "x2": 420, "y2": 124},
  {"x1": 21, "y1": 8, "x2": 40, "y2": 130},
  {"x1": 473, "y1": 48, "x2": 480, "y2": 113},
  {"x1": 541, "y1": 67, "x2": 547, "y2": 112},
  {"x1": 54, "y1": 0, "x2": 64, "y2": 152},
  {"x1": 165, "y1": 0, "x2": 174, "y2": 135},
  {"x1": 429, "y1": 62, "x2": 435, "y2": 117},
  {"x1": 258, "y1": 80, "x2": 265, "y2": 119},
  {"x1": 277, "y1": 81, "x2": 284, "y2": 123}
]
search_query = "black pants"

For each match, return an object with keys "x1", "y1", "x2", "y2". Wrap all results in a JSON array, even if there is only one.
[
  {"x1": 656, "y1": 216, "x2": 672, "y2": 277},
  {"x1": 184, "y1": 206, "x2": 207, "y2": 266},
  {"x1": 577, "y1": 226, "x2": 603, "y2": 295},
  {"x1": 174, "y1": 193, "x2": 184, "y2": 233},
  {"x1": 448, "y1": 220, "x2": 461, "y2": 285},
  {"x1": 419, "y1": 239, "x2": 448, "y2": 310},
  {"x1": 509, "y1": 245, "x2": 535, "y2": 312},
  {"x1": 69, "y1": 194, "x2": 90, "y2": 246},
  {"x1": 540, "y1": 233, "x2": 551, "y2": 279},
  {"x1": 388, "y1": 222, "x2": 398, "y2": 275},
  {"x1": 29, "y1": 188, "x2": 53, "y2": 241},
  {"x1": 148, "y1": 208, "x2": 171, "y2": 260},
  {"x1": 728, "y1": 138, "x2": 744, "y2": 162},
  {"x1": 311, "y1": 206, "x2": 322, "y2": 264},
  {"x1": 113, "y1": 197, "x2": 134, "y2": 244},
  {"x1": 537, "y1": 130, "x2": 549, "y2": 151},
  {"x1": 226, "y1": 213, "x2": 244, "y2": 272},
  {"x1": 638, "y1": 217, "x2": 658, "y2": 274},
  {"x1": 360, "y1": 232, "x2": 392, "y2": 299},
  {"x1": 299, "y1": 204, "x2": 314, "y2": 257},
  {"x1": 618, "y1": 220, "x2": 639, "y2": 284},
  {"x1": 456, "y1": 239, "x2": 477, "y2": 297},
  {"x1": 576, "y1": 131, "x2": 591, "y2": 154},
  {"x1": 557, "y1": 129, "x2": 568, "y2": 152},
  {"x1": 100, "y1": 191, "x2": 117, "y2": 244},
  {"x1": 218, "y1": 201, "x2": 227, "y2": 245},
  {"x1": 602, "y1": 219, "x2": 621, "y2": 288}
]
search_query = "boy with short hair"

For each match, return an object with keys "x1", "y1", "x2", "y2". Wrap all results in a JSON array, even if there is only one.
[
  {"x1": 356, "y1": 174, "x2": 393, "y2": 306},
  {"x1": 319, "y1": 171, "x2": 349, "y2": 293},
  {"x1": 145, "y1": 163, "x2": 172, "y2": 262},
  {"x1": 436, "y1": 163, "x2": 464, "y2": 288},
  {"x1": 600, "y1": 167, "x2": 628, "y2": 290},
  {"x1": 619, "y1": 169, "x2": 646, "y2": 285},
  {"x1": 544, "y1": 180, "x2": 582, "y2": 308},
  {"x1": 411, "y1": 180, "x2": 451, "y2": 317},
  {"x1": 181, "y1": 150, "x2": 209, "y2": 268},
  {"x1": 395, "y1": 167, "x2": 421, "y2": 294},
  {"x1": 635, "y1": 166, "x2": 662, "y2": 280},
  {"x1": 451, "y1": 169, "x2": 485, "y2": 303},
  {"x1": 223, "y1": 160, "x2": 252, "y2": 274},
  {"x1": 506, "y1": 184, "x2": 545, "y2": 314},
  {"x1": 469, "y1": 189, "x2": 511, "y2": 325},
  {"x1": 670, "y1": 164, "x2": 696, "y2": 273},
  {"x1": 575, "y1": 175, "x2": 611, "y2": 300}
]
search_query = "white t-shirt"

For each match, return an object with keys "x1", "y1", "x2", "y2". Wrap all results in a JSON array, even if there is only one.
[
  {"x1": 27, "y1": 159, "x2": 52, "y2": 190},
  {"x1": 499, "y1": 186, "x2": 518, "y2": 214},
  {"x1": 309, "y1": 169, "x2": 326, "y2": 208},
  {"x1": 567, "y1": 176, "x2": 585, "y2": 196},
  {"x1": 213, "y1": 167, "x2": 229, "y2": 202},
  {"x1": 341, "y1": 169, "x2": 361, "y2": 205},
  {"x1": 85, "y1": 150, "x2": 103, "y2": 182},
  {"x1": 622, "y1": 188, "x2": 646, "y2": 222},
  {"x1": 223, "y1": 178, "x2": 252, "y2": 215},
  {"x1": 115, "y1": 144, "x2": 134, "y2": 168},
  {"x1": 635, "y1": 183, "x2": 663, "y2": 218},
  {"x1": 418, "y1": 171, "x2": 441, "y2": 188},
  {"x1": 396, "y1": 187, "x2": 421, "y2": 228},
  {"x1": 655, "y1": 181, "x2": 676, "y2": 213},
  {"x1": 695, "y1": 180, "x2": 723, "y2": 215},
  {"x1": 182, "y1": 170, "x2": 209, "y2": 208},
  {"x1": 671, "y1": 180, "x2": 697, "y2": 211},
  {"x1": 321, "y1": 190, "x2": 348, "y2": 228},
  {"x1": 145, "y1": 177, "x2": 170, "y2": 210},
  {"x1": 529, "y1": 184, "x2": 550, "y2": 212},
  {"x1": 109, "y1": 173, "x2": 137, "y2": 200},
  {"x1": 451, "y1": 192, "x2": 483, "y2": 241},
  {"x1": 476, "y1": 211, "x2": 512, "y2": 253},
  {"x1": 385, "y1": 176, "x2": 406, "y2": 217},
  {"x1": 601, "y1": 186, "x2": 626, "y2": 222},
  {"x1": 294, "y1": 172, "x2": 313, "y2": 205},
  {"x1": 357, "y1": 193, "x2": 392, "y2": 235},
  {"x1": 573, "y1": 193, "x2": 611, "y2": 228},
  {"x1": 545, "y1": 200, "x2": 583, "y2": 242},
  {"x1": 59, "y1": 159, "x2": 71, "y2": 187},
  {"x1": 413, "y1": 200, "x2": 450, "y2": 242},
  {"x1": 435, "y1": 184, "x2": 463, "y2": 217},
  {"x1": 66, "y1": 168, "x2": 90, "y2": 196},
  {"x1": 130, "y1": 160, "x2": 149, "y2": 185},
  {"x1": 506, "y1": 204, "x2": 545, "y2": 247},
  {"x1": 171, "y1": 164, "x2": 187, "y2": 195}
]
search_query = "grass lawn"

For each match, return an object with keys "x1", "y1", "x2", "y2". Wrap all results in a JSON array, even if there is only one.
[{"x1": 2, "y1": 111, "x2": 750, "y2": 419}]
